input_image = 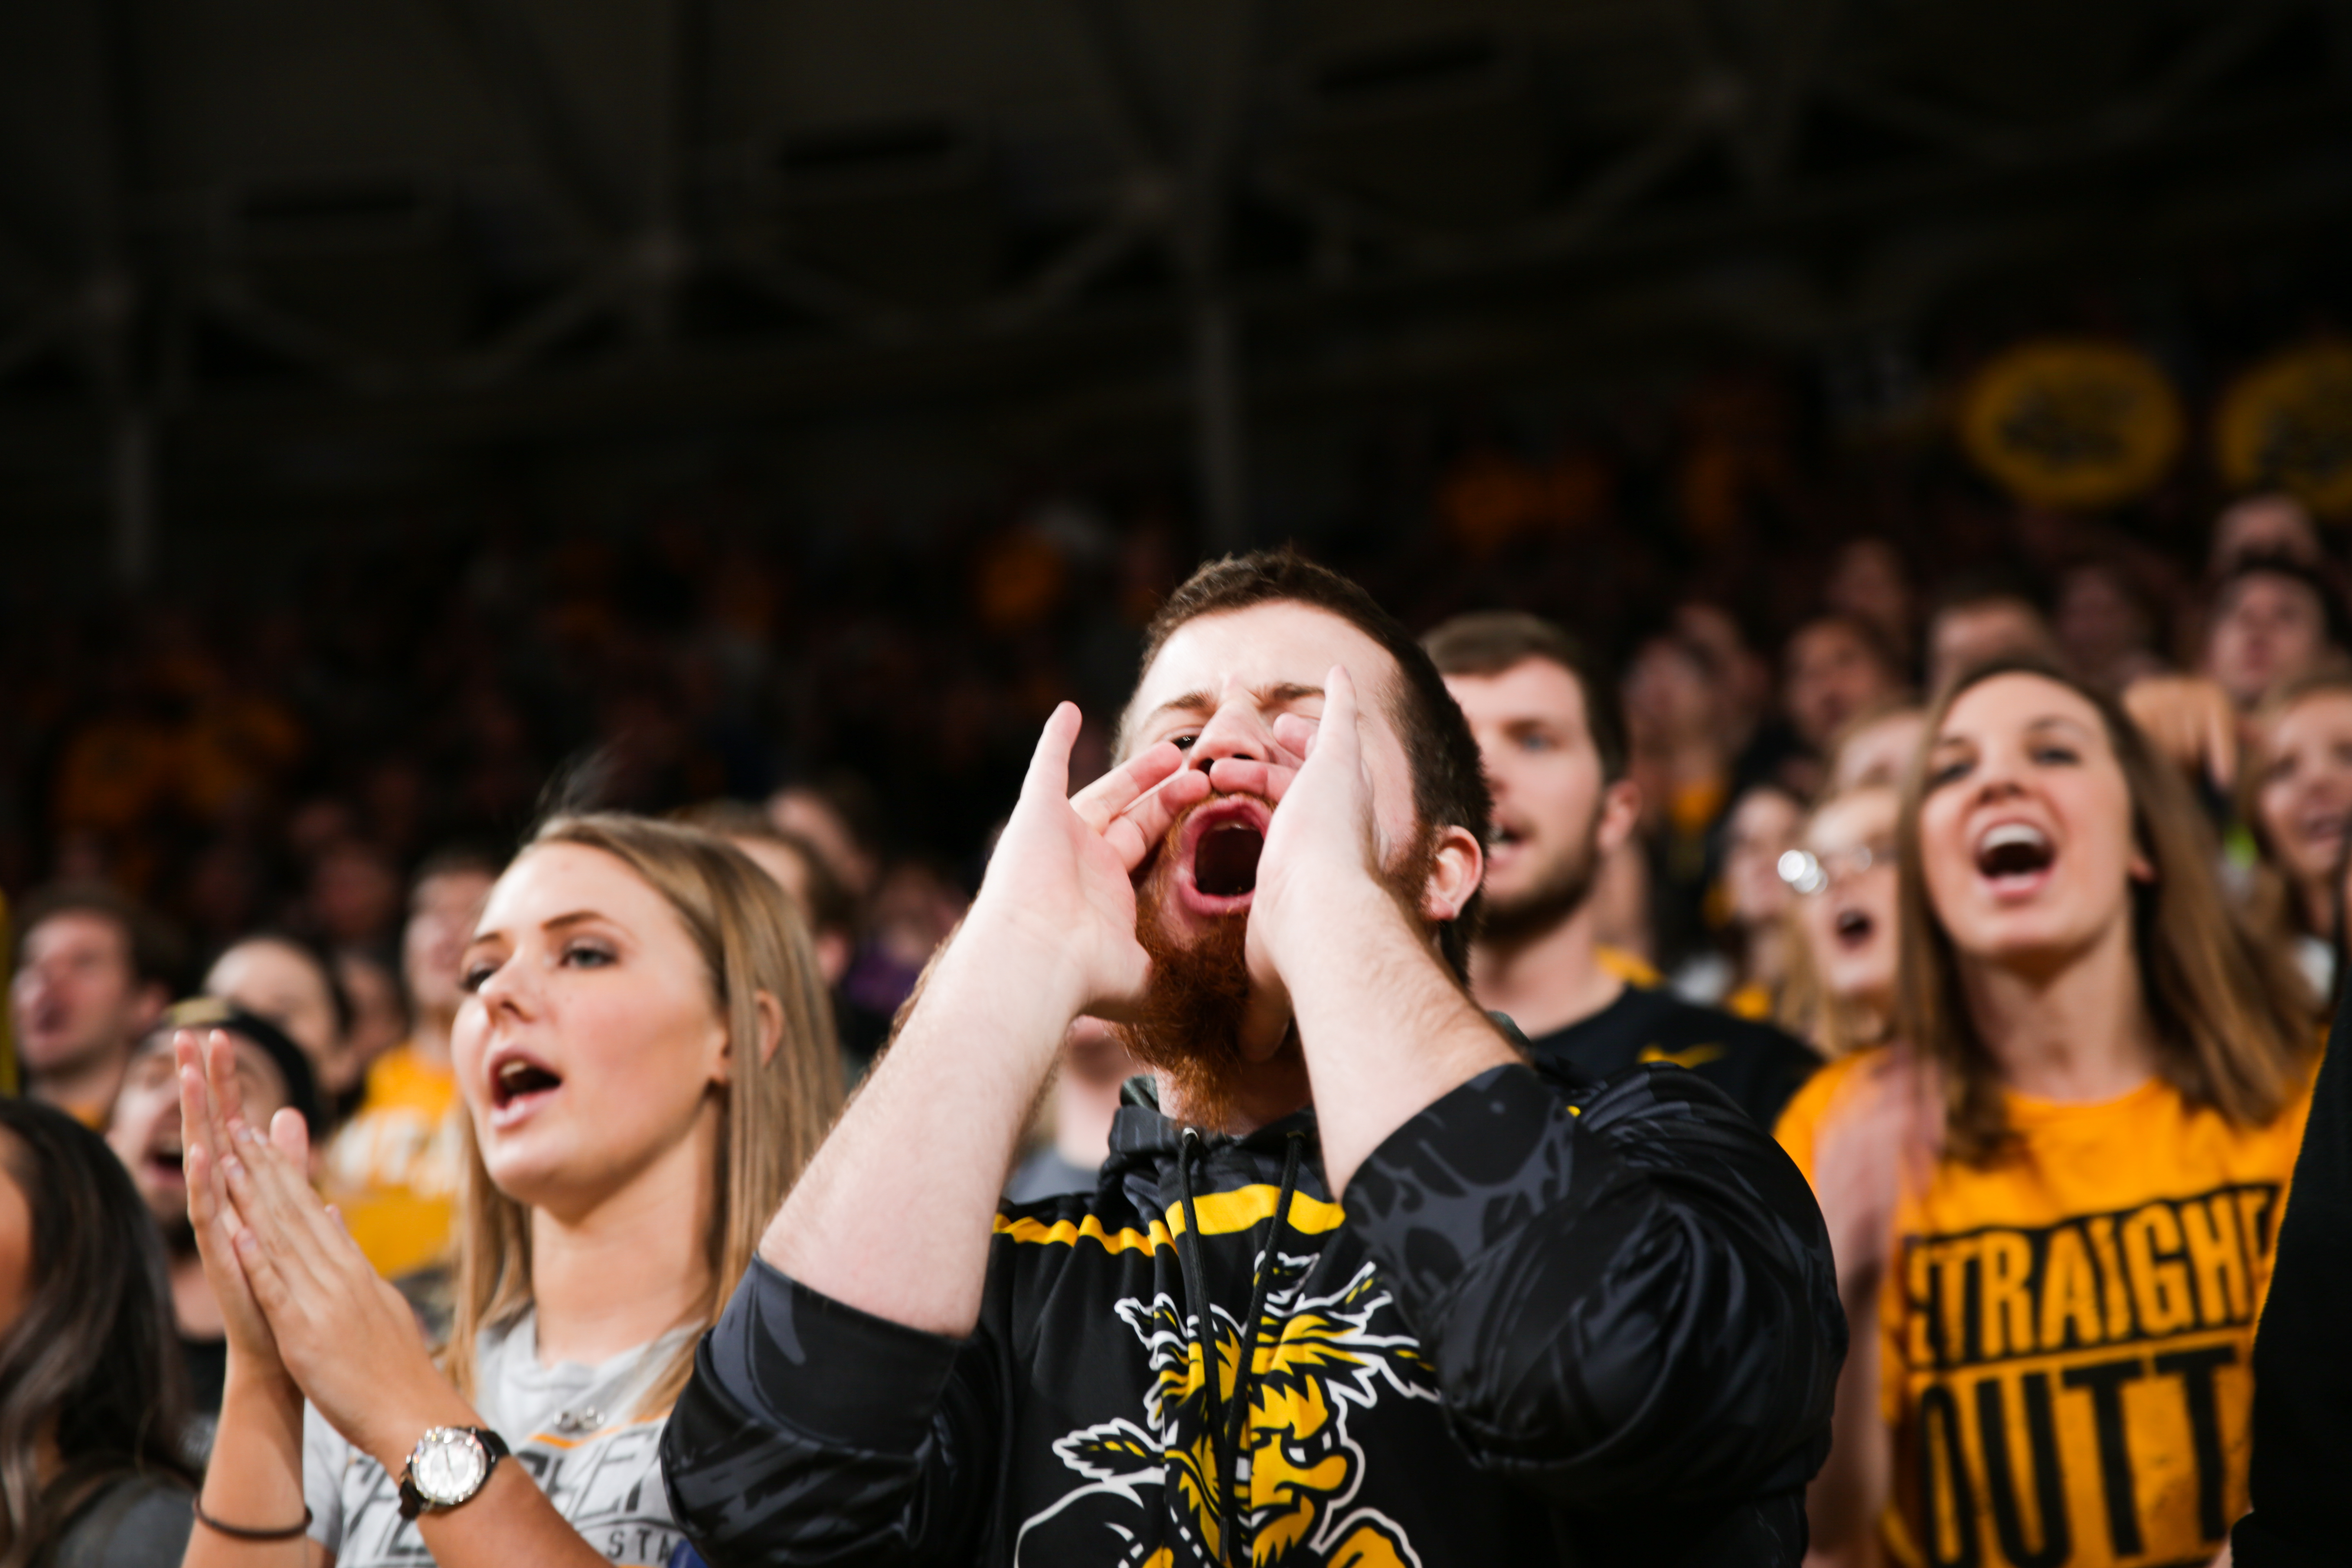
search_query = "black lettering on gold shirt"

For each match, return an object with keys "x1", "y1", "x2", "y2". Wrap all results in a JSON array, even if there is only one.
[{"x1": 1776, "y1": 1057, "x2": 2316, "y2": 1568}]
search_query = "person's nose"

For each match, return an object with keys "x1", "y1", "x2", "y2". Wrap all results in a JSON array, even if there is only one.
[
  {"x1": 1968, "y1": 741, "x2": 2029, "y2": 804},
  {"x1": 472, "y1": 954, "x2": 539, "y2": 1022},
  {"x1": 1187, "y1": 684, "x2": 1279, "y2": 773}
]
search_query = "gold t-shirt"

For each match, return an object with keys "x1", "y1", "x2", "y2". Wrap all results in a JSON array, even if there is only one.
[
  {"x1": 323, "y1": 1043, "x2": 464, "y2": 1280},
  {"x1": 1778, "y1": 1050, "x2": 2316, "y2": 1568}
]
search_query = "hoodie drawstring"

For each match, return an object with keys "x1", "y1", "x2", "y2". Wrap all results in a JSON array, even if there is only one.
[
  {"x1": 1174, "y1": 1126, "x2": 1308, "y2": 1568},
  {"x1": 1172, "y1": 1129, "x2": 1224, "y2": 1555}
]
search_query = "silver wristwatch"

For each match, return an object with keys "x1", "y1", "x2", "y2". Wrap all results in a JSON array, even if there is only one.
[{"x1": 397, "y1": 1425, "x2": 510, "y2": 1520}]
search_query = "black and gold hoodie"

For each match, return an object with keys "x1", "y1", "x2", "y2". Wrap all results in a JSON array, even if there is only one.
[{"x1": 660, "y1": 1060, "x2": 1843, "y2": 1566}]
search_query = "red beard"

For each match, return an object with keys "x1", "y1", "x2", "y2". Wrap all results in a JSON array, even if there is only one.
[
  {"x1": 1118, "y1": 805, "x2": 1257, "y2": 1134},
  {"x1": 1116, "y1": 795, "x2": 1436, "y2": 1133}
]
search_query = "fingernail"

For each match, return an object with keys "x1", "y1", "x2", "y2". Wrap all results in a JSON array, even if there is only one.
[
  {"x1": 233, "y1": 1122, "x2": 258, "y2": 1145},
  {"x1": 220, "y1": 1156, "x2": 242, "y2": 1180}
]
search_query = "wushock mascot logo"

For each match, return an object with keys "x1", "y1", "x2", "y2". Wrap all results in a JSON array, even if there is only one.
[{"x1": 1014, "y1": 1254, "x2": 1440, "y2": 1568}]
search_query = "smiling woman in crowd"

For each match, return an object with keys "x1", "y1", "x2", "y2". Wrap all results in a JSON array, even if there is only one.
[
  {"x1": 1778, "y1": 660, "x2": 2320, "y2": 1568},
  {"x1": 2245, "y1": 672, "x2": 2352, "y2": 1001},
  {"x1": 178, "y1": 815, "x2": 842, "y2": 1568}
]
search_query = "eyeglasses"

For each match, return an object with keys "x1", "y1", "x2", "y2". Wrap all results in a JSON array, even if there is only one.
[{"x1": 1777, "y1": 843, "x2": 1896, "y2": 895}]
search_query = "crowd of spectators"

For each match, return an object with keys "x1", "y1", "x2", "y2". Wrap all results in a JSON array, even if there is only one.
[{"x1": 4, "y1": 325, "x2": 2352, "y2": 1563}]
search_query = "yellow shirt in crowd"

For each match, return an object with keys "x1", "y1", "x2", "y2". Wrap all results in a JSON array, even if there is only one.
[
  {"x1": 1777, "y1": 1050, "x2": 2316, "y2": 1568},
  {"x1": 324, "y1": 1042, "x2": 464, "y2": 1280}
]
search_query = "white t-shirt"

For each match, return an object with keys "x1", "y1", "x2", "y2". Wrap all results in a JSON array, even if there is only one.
[{"x1": 303, "y1": 1313, "x2": 695, "y2": 1567}]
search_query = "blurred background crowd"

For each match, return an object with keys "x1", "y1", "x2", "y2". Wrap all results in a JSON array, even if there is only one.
[{"x1": 7, "y1": 314, "x2": 2352, "y2": 1084}]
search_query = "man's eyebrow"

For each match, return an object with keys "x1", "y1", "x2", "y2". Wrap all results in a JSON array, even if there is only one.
[
  {"x1": 1137, "y1": 682, "x2": 1326, "y2": 731},
  {"x1": 1139, "y1": 689, "x2": 1216, "y2": 729}
]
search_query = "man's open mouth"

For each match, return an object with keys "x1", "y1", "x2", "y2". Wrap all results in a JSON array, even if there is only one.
[{"x1": 1174, "y1": 796, "x2": 1272, "y2": 916}]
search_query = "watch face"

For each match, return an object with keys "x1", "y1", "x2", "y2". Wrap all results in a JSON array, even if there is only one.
[{"x1": 413, "y1": 1428, "x2": 488, "y2": 1504}]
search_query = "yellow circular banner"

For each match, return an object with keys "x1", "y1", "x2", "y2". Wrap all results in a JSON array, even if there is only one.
[
  {"x1": 2216, "y1": 342, "x2": 2352, "y2": 520},
  {"x1": 1959, "y1": 339, "x2": 2183, "y2": 509}
]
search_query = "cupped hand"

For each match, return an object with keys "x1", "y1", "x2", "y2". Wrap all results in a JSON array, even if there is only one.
[
  {"x1": 967, "y1": 702, "x2": 1211, "y2": 1020},
  {"x1": 214, "y1": 1092, "x2": 456, "y2": 1463},
  {"x1": 1245, "y1": 665, "x2": 1387, "y2": 992},
  {"x1": 177, "y1": 1029, "x2": 288, "y2": 1374}
]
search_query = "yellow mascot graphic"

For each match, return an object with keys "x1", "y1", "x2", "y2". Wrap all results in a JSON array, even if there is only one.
[{"x1": 1016, "y1": 1255, "x2": 1439, "y2": 1567}]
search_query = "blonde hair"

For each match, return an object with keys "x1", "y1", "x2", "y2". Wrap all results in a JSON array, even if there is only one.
[
  {"x1": 1775, "y1": 784, "x2": 1900, "y2": 1060},
  {"x1": 2241, "y1": 670, "x2": 2352, "y2": 941},
  {"x1": 1895, "y1": 660, "x2": 2317, "y2": 1164},
  {"x1": 444, "y1": 813, "x2": 844, "y2": 1414}
]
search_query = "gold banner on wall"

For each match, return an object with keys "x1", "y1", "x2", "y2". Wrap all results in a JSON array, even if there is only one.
[
  {"x1": 1959, "y1": 339, "x2": 2183, "y2": 509},
  {"x1": 2216, "y1": 341, "x2": 2352, "y2": 520}
]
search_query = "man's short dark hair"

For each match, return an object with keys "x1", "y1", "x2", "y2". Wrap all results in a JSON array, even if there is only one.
[
  {"x1": 2214, "y1": 552, "x2": 2352, "y2": 653},
  {"x1": 1421, "y1": 610, "x2": 1628, "y2": 784},
  {"x1": 1787, "y1": 611, "x2": 1907, "y2": 684},
  {"x1": 13, "y1": 882, "x2": 186, "y2": 996},
  {"x1": 1130, "y1": 549, "x2": 1492, "y2": 980}
]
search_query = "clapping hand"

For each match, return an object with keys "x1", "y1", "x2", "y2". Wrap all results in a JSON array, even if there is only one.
[
  {"x1": 178, "y1": 1029, "x2": 292, "y2": 1380},
  {"x1": 181, "y1": 1028, "x2": 469, "y2": 1469}
]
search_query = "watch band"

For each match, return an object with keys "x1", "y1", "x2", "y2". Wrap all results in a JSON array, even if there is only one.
[{"x1": 398, "y1": 1426, "x2": 511, "y2": 1521}]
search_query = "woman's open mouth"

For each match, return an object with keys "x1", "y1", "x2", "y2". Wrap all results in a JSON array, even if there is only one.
[
  {"x1": 1974, "y1": 820, "x2": 2056, "y2": 898},
  {"x1": 2297, "y1": 810, "x2": 2347, "y2": 860},
  {"x1": 487, "y1": 1051, "x2": 564, "y2": 1130},
  {"x1": 1174, "y1": 796, "x2": 1272, "y2": 918},
  {"x1": 1831, "y1": 906, "x2": 1875, "y2": 951}
]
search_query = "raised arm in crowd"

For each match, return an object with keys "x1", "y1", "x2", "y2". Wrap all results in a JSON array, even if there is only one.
[{"x1": 660, "y1": 551, "x2": 1844, "y2": 1567}]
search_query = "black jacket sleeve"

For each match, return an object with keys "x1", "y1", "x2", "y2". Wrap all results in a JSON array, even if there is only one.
[
  {"x1": 2232, "y1": 998, "x2": 2351, "y2": 1568},
  {"x1": 659, "y1": 1259, "x2": 999, "y2": 1567},
  {"x1": 1342, "y1": 1062, "x2": 1843, "y2": 1513}
]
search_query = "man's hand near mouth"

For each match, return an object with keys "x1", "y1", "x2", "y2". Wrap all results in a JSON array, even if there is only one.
[
  {"x1": 1245, "y1": 666, "x2": 1515, "y2": 1192},
  {"x1": 757, "y1": 706, "x2": 1214, "y2": 1337},
  {"x1": 757, "y1": 665, "x2": 1511, "y2": 1337}
]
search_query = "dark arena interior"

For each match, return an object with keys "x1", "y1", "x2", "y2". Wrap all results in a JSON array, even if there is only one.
[{"x1": 4, "y1": 4, "x2": 2352, "y2": 1566}]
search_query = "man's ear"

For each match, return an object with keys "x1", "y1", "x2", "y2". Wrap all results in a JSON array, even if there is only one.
[
  {"x1": 1595, "y1": 778, "x2": 1642, "y2": 858},
  {"x1": 129, "y1": 981, "x2": 169, "y2": 1036},
  {"x1": 1420, "y1": 824, "x2": 1485, "y2": 924}
]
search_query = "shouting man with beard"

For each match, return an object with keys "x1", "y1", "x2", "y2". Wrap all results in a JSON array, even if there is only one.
[
  {"x1": 1428, "y1": 611, "x2": 1819, "y2": 1129},
  {"x1": 663, "y1": 553, "x2": 1841, "y2": 1567}
]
